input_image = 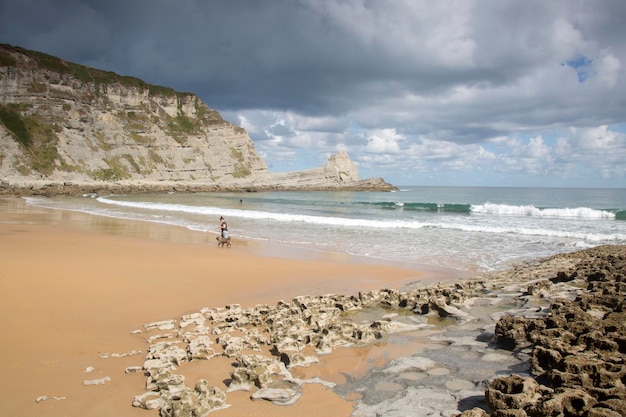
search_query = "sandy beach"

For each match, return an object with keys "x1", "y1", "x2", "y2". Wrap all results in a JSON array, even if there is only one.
[{"x1": 0, "y1": 197, "x2": 460, "y2": 417}]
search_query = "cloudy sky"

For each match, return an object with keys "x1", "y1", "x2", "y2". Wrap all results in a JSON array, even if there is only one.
[{"x1": 2, "y1": 0, "x2": 625, "y2": 187}]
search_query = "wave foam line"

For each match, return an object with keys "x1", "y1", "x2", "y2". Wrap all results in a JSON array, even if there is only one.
[
  {"x1": 96, "y1": 198, "x2": 626, "y2": 244},
  {"x1": 97, "y1": 197, "x2": 428, "y2": 229},
  {"x1": 435, "y1": 222, "x2": 626, "y2": 242},
  {"x1": 471, "y1": 203, "x2": 616, "y2": 219}
]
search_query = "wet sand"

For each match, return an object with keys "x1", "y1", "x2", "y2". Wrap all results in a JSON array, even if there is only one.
[{"x1": 0, "y1": 197, "x2": 465, "y2": 417}]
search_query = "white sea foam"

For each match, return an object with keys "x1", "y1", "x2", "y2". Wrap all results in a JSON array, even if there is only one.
[
  {"x1": 94, "y1": 197, "x2": 626, "y2": 243},
  {"x1": 97, "y1": 197, "x2": 426, "y2": 229},
  {"x1": 23, "y1": 187, "x2": 626, "y2": 273},
  {"x1": 471, "y1": 203, "x2": 615, "y2": 219},
  {"x1": 434, "y1": 221, "x2": 626, "y2": 242}
]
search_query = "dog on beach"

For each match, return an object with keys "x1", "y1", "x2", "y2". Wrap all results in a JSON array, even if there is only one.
[{"x1": 216, "y1": 236, "x2": 231, "y2": 247}]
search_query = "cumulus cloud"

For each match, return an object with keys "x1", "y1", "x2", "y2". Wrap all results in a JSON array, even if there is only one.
[
  {"x1": 594, "y1": 52, "x2": 622, "y2": 87},
  {"x1": 366, "y1": 129, "x2": 403, "y2": 153},
  {"x1": 1, "y1": 0, "x2": 625, "y2": 186}
]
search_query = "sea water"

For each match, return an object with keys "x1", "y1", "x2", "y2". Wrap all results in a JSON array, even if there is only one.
[{"x1": 25, "y1": 186, "x2": 626, "y2": 273}]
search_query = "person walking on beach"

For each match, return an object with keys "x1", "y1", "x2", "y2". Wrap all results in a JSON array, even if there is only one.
[{"x1": 219, "y1": 216, "x2": 228, "y2": 238}]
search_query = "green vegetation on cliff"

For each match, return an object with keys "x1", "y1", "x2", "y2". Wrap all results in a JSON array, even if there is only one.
[
  {"x1": 166, "y1": 112, "x2": 202, "y2": 144},
  {"x1": 0, "y1": 105, "x2": 31, "y2": 146},
  {"x1": 0, "y1": 104, "x2": 63, "y2": 175}
]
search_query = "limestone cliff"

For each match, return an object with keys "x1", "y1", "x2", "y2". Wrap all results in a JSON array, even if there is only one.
[
  {"x1": 0, "y1": 44, "x2": 395, "y2": 195},
  {"x1": 0, "y1": 44, "x2": 267, "y2": 185}
]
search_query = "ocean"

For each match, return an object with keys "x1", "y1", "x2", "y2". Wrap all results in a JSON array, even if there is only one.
[{"x1": 25, "y1": 186, "x2": 626, "y2": 273}]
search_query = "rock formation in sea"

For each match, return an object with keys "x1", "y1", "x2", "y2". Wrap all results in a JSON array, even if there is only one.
[{"x1": 0, "y1": 44, "x2": 395, "y2": 195}]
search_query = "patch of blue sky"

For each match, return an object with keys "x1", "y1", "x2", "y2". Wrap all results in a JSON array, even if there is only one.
[
  {"x1": 612, "y1": 123, "x2": 626, "y2": 134},
  {"x1": 562, "y1": 54, "x2": 594, "y2": 83}
]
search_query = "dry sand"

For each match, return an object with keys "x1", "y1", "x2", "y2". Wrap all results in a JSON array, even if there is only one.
[{"x1": 0, "y1": 197, "x2": 461, "y2": 417}]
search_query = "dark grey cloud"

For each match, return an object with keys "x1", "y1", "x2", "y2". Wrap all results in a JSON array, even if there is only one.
[{"x1": 1, "y1": 0, "x2": 536, "y2": 111}]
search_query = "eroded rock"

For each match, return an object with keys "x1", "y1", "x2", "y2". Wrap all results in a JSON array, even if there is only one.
[
  {"x1": 124, "y1": 245, "x2": 625, "y2": 416},
  {"x1": 488, "y1": 246, "x2": 626, "y2": 417}
]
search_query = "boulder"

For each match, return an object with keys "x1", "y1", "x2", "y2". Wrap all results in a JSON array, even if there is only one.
[{"x1": 485, "y1": 375, "x2": 546, "y2": 412}]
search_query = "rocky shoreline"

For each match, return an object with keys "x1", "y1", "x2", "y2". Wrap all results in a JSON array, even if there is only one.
[
  {"x1": 52, "y1": 245, "x2": 623, "y2": 416},
  {"x1": 0, "y1": 176, "x2": 398, "y2": 197},
  {"x1": 484, "y1": 245, "x2": 626, "y2": 417},
  {"x1": 350, "y1": 245, "x2": 626, "y2": 417}
]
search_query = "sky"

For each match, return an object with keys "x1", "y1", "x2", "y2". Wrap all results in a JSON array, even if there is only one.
[{"x1": 1, "y1": 0, "x2": 625, "y2": 188}]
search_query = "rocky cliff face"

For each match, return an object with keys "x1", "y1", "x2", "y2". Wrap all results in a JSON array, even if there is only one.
[
  {"x1": 0, "y1": 44, "x2": 267, "y2": 185},
  {"x1": 0, "y1": 44, "x2": 395, "y2": 195}
]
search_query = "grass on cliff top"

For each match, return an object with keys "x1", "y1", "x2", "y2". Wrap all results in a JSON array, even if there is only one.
[
  {"x1": 1, "y1": 44, "x2": 227, "y2": 129},
  {"x1": 0, "y1": 43, "x2": 190, "y2": 98}
]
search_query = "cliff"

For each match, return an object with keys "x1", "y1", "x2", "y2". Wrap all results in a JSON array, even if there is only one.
[{"x1": 0, "y1": 44, "x2": 396, "y2": 195}]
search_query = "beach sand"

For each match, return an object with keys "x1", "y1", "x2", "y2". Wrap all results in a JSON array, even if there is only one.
[{"x1": 0, "y1": 197, "x2": 465, "y2": 417}]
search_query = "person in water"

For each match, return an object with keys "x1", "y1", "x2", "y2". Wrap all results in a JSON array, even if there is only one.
[{"x1": 219, "y1": 216, "x2": 228, "y2": 238}]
